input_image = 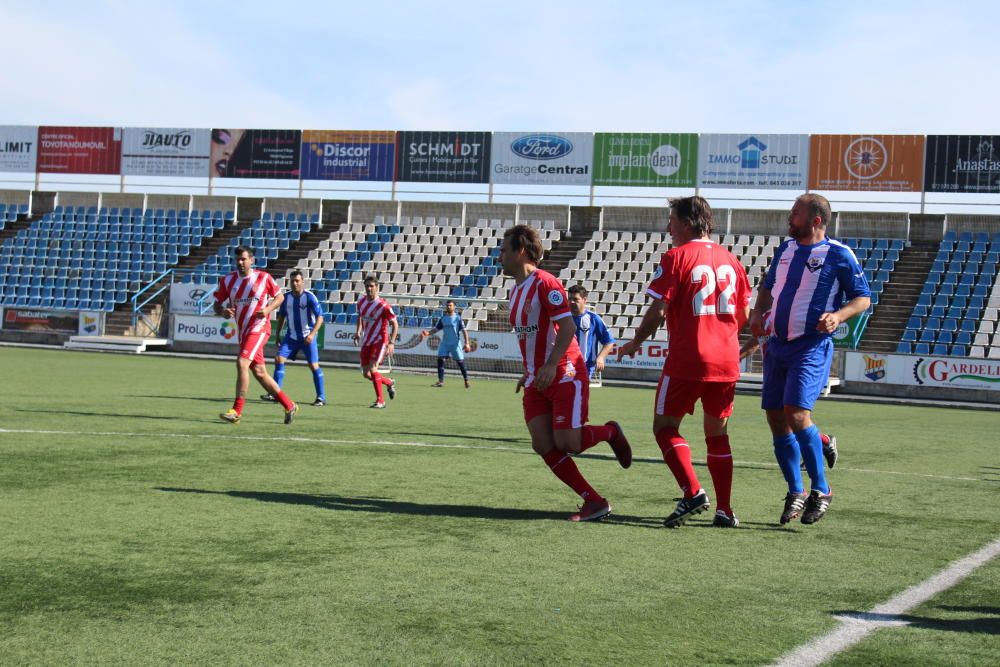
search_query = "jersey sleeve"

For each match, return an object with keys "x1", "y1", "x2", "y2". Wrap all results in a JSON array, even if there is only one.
[
  {"x1": 646, "y1": 252, "x2": 674, "y2": 302},
  {"x1": 278, "y1": 295, "x2": 289, "y2": 319},
  {"x1": 384, "y1": 302, "x2": 397, "y2": 321},
  {"x1": 213, "y1": 275, "x2": 229, "y2": 305},
  {"x1": 539, "y1": 274, "x2": 572, "y2": 321},
  {"x1": 838, "y1": 247, "x2": 871, "y2": 299},
  {"x1": 308, "y1": 293, "x2": 323, "y2": 317},
  {"x1": 763, "y1": 240, "x2": 790, "y2": 290},
  {"x1": 264, "y1": 273, "x2": 279, "y2": 298},
  {"x1": 593, "y1": 313, "x2": 614, "y2": 345},
  {"x1": 434, "y1": 318, "x2": 444, "y2": 331},
  {"x1": 457, "y1": 318, "x2": 465, "y2": 333}
]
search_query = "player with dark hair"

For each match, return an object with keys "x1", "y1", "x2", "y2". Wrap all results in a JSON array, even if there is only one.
[
  {"x1": 750, "y1": 194, "x2": 869, "y2": 525},
  {"x1": 354, "y1": 275, "x2": 398, "y2": 409},
  {"x1": 215, "y1": 245, "x2": 297, "y2": 424},
  {"x1": 502, "y1": 224, "x2": 632, "y2": 522},
  {"x1": 260, "y1": 270, "x2": 326, "y2": 406},
  {"x1": 420, "y1": 299, "x2": 471, "y2": 388},
  {"x1": 567, "y1": 285, "x2": 616, "y2": 381},
  {"x1": 618, "y1": 196, "x2": 751, "y2": 528}
]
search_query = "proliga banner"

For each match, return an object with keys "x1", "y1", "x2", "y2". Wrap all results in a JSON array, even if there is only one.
[
  {"x1": 809, "y1": 134, "x2": 924, "y2": 191},
  {"x1": 592, "y1": 133, "x2": 697, "y2": 187},
  {"x1": 121, "y1": 127, "x2": 211, "y2": 177},
  {"x1": 697, "y1": 134, "x2": 809, "y2": 189},
  {"x1": 300, "y1": 130, "x2": 396, "y2": 181},
  {"x1": 37, "y1": 126, "x2": 122, "y2": 174}
]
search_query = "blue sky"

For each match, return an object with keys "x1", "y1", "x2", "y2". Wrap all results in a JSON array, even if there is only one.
[{"x1": 3, "y1": 0, "x2": 997, "y2": 134}]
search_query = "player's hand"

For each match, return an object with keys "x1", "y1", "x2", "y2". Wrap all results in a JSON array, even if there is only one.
[
  {"x1": 816, "y1": 312, "x2": 841, "y2": 334},
  {"x1": 463, "y1": 344, "x2": 471, "y2": 353},
  {"x1": 352, "y1": 333, "x2": 360, "y2": 345},
  {"x1": 534, "y1": 362, "x2": 557, "y2": 391},
  {"x1": 616, "y1": 341, "x2": 640, "y2": 361},
  {"x1": 304, "y1": 334, "x2": 314, "y2": 344},
  {"x1": 515, "y1": 373, "x2": 528, "y2": 393},
  {"x1": 595, "y1": 356, "x2": 606, "y2": 372},
  {"x1": 739, "y1": 342, "x2": 758, "y2": 361},
  {"x1": 222, "y1": 307, "x2": 235, "y2": 319},
  {"x1": 420, "y1": 331, "x2": 429, "y2": 338},
  {"x1": 749, "y1": 311, "x2": 766, "y2": 337},
  {"x1": 253, "y1": 310, "x2": 266, "y2": 320}
]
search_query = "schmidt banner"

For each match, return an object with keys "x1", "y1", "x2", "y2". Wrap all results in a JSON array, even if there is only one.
[
  {"x1": 121, "y1": 127, "x2": 211, "y2": 177},
  {"x1": 592, "y1": 133, "x2": 697, "y2": 187},
  {"x1": 809, "y1": 134, "x2": 924, "y2": 192},
  {"x1": 300, "y1": 130, "x2": 396, "y2": 181},
  {"x1": 210, "y1": 129, "x2": 301, "y2": 179},
  {"x1": 0, "y1": 125, "x2": 38, "y2": 172},
  {"x1": 396, "y1": 131, "x2": 491, "y2": 183},
  {"x1": 491, "y1": 132, "x2": 594, "y2": 185},
  {"x1": 924, "y1": 135, "x2": 1000, "y2": 194},
  {"x1": 697, "y1": 134, "x2": 809, "y2": 189},
  {"x1": 37, "y1": 126, "x2": 122, "y2": 174}
]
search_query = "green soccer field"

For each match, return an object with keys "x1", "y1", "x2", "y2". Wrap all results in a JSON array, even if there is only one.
[{"x1": 0, "y1": 347, "x2": 997, "y2": 665}]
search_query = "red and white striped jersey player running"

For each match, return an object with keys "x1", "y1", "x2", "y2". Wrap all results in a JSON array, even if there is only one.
[{"x1": 214, "y1": 268, "x2": 280, "y2": 363}]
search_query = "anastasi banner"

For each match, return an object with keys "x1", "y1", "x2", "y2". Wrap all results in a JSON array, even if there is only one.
[
  {"x1": 0, "y1": 125, "x2": 38, "y2": 172},
  {"x1": 121, "y1": 127, "x2": 212, "y2": 177},
  {"x1": 37, "y1": 126, "x2": 122, "y2": 174},
  {"x1": 491, "y1": 132, "x2": 594, "y2": 185},
  {"x1": 924, "y1": 135, "x2": 1000, "y2": 194},
  {"x1": 845, "y1": 351, "x2": 1000, "y2": 391},
  {"x1": 809, "y1": 134, "x2": 925, "y2": 191},
  {"x1": 697, "y1": 134, "x2": 809, "y2": 189},
  {"x1": 210, "y1": 129, "x2": 301, "y2": 179},
  {"x1": 396, "y1": 131, "x2": 491, "y2": 183},
  {"x1": 592, "y1": 133, "x2": 697, "y2": 187},
  {"x1": 300, "y1": 130, "x2": 396, "y2": 181}
]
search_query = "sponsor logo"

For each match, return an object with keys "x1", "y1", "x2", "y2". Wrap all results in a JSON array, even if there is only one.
[
  {"x1": 408, "y1": 138, "x2": 483, "y2": 157},
  {"x1": 333, "y1": 329, "x2": 355, "y2": 340},
  {"x1": 514, "y1": 324, "x2": 539, "y2": 337},
  {"x1": 606, "y1": 143, "x2": 680, "y2": 176},
  {"x1": 141, "y1": 130, "x2": 193, "y2": 151},
  {"x1": 844, "y1": 136, "x2": 888, "y2": 180},
  {"x1": 913, "y1": 357, "x2": 1000, "y2": 385},
  {"x1": 0, "y1": 140, "x2": 33, "y2": 154},
  {"x1": 82, "y1": 314, "x2": 98, "y2": 334},
  {"x1": 953, "y1": 140, "x2": 1000, "y2": 173},
  {"x1": 177, "y1": 320, "x2": 237, "y2": 340},
  {"x1": 706, "y1": 136, "x2": 801, "y2": 171},
  {"x1": 548, "y1": 290, "x2": 564, "y2": 306},
  {"x1": 510, "y1": 134, "x2": 573, "y2": 160},
  {"x1": 833, "y1": 321, "x2": 850, "y2": 340},
  {"x1": 863, "y1": 354, "x2": 886, "y2": 381},
  {"x1": 220, "y1": 322, "x2": 236, "y2": 339}
]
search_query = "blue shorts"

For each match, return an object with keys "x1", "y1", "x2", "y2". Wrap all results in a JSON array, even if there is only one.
[
  {"x1": 437, "y1": 345, "x2": 464, "y2": 362},
  {"x1": 761, "y1": 335, "x2": 833, "y2": 411},
  {"x1": 278, "y1": 336, "x2": 321, "y2": 364}
]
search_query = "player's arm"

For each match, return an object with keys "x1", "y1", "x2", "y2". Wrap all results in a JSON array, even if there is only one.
[
  {"x1": 616, "y1": 298, "x2": 666, "y2": 360},
  {"x1": 460, "y1": 320, "x2": 471, "y2": 352},
  {"x1": 259, "y1": 291, "x2": 283, "y2": 320},
  {"x1": 387, "y1": 316, "x2": 399, "y2": 351},
  {"x1": 816, "y1": 295, "x2": 871, "y2": 334},
  {"x1": 213, "y1": 300, "x2": 232, "y2": 318},
  {"x1": 305, "y1": 315, "x2": 323, "y2": 343},
  {"x1": 739, "y1": 335, "x2": 759, "y2": 360},
  {"x1": 212, "y1": 283, "x2": 234, "y2": 318},
  {"x1": 594, "y1": 316, "x2": 614, "y2": 371},
  {"x1": 273, "y1": 315, "x2": 286, "y2": 343},
  {"x1": 353, "y1": 309, "x2": 363, "y2": 344},
  {"x1": 749, "y1": 287, "x2": 773, "y2": 337},
  {"x1": 535, "y1": 315, "x2": 576, "y2": 391},
  {"x1": 817, "y1": 252, "x2": 872, "y2": 334},
  {"x1": 420, "y1": 318, "x2": 444, "y2": 338}
]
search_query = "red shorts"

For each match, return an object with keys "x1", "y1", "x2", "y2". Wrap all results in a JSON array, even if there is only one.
[
  {"x1": 522, "y1": 377, "x2": 589, "y2": 430},
  {"x1": 239, "y1": 331, "x2": 270, "y2": 366},
  {"x1": 360, "y1": 341, "x2": 388, "y2": 368},
  {"x1": 654, "y1": 375, "x2": 736, "y2": 418}
]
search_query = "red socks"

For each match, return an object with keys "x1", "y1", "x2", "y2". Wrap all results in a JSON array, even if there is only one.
[
  {"x1": 232, "y1": 397, "x2": 246, "y2": 415},
  {"x1": 580, "y1": 424, "x2": 615, "y2": 452},
  {"x1": 371, "y1": 371, "x2": 385, "y2": 402},
  {"x1": 656, "y1": 427, "x2": 701, "y2": 498},
  {"x1": 542, "y1": 449, "x2": 601, "y2": 501},
  {"x1": 275, "y1": 391, "x2": 294, "y2": 411},
  {"x1": 706, "y1": 434, "x2": 733, "y2": 515},
  {"x1": 820, "y1": 433, "x2": 830, "y2": 446}
]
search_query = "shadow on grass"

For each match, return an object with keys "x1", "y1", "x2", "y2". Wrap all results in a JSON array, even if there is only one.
[
  {"x1": 396, "y1": 431, "x2": 524, "y2": 445},
  {"x1": 16, "y1": 408, "x2": 209, "y2": 423},
  {"x1": 128, "y1": 394, "x2": 232, "y2": 404},
  {"x1": 833, "y1": 610, "x2": 1000, "y2": 635}
]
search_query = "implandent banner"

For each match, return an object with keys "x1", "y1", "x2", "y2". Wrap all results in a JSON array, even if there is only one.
[
  {"x1": 37, "y1": 126, "x2": 122, "y2": 174},
  {"x1": 0, "y1": 125, "x2": 38, "y2": 172},
  {"x1": 592, "y1": 133, "x2": 697, "y2": 187},
  {"x1": 121, "y1": 127, "x2": 212, "y2": 177},
  {"x1": 809, "y1": 134, "x2": 924, "y2": 191},
  {"x1": 396, "y1": 131, "x2": 491, "y2": 183},
  {"x1": 845, "y1": 351, "x2": 1000, "y2": 391},
  {"x1": 697, "y1": 134, "x2": 809, "y2": 189},
  {"x1": 210, "y1": 129, "x2": 301, "y2": 179},
  {"x1": 924, "y1": 135, "x2": 1000, "y2": 194},
  {"x1": 300, "y1": 130, "x2": 396, "y2": 181},
  {"x1": 491, "y1": 132, "x2": 594, "y2": 185}
]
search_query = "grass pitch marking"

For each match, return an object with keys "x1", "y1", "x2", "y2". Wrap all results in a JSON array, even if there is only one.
[{"x1": 772, "y1": 536, "x2": 1000, "y2": 667}]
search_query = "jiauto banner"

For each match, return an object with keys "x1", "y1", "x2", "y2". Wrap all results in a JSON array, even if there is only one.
[
  {"x1": 845, "y1": 351, "x2": 1000, "y2": 391},
  {"x1": 592, "y1": 133, "x2": 697, "y2": 187},
  {"x1": 809, "y1": 134, "x2": 924, "y2": 192},
  {"x1": 491, "y1": 132, "x2": 594, "y2": 185},
  {"x1": 697, "y1": 134, "x2": 809, "y2": 189},
  {"x1": 210, "y1": 129, "x2": 301, "y2": 179},
  {"x1": 396, "y1": 131, "x2": 491, "y2": 183},
  {"x1": 37, "y1": 126, "x2": 122, "y2": 174},
  {"x1": 0, "y1": 125, "x2": 38, "y2": 172},
  {"x1": 300, "y1": 130, "x2": 396, "y2": 181},
  {"x1": 121, "y1": 127, "x2": 211, "y2": 177},
  {"x1": 924, "y1": 135, "x2": 1000, "y2": 194}
]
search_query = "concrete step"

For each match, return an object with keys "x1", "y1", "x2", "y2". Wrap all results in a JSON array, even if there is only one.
[{"x1": 64, "y1": 336, "x2": 169, "y2": 354}]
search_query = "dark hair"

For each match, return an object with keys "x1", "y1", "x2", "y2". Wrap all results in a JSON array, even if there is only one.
[
  {"x1": 363, "y1": 274, "x2": 379, "y2": 287},
  {"x1": 503, "y1": 224, "x2": 543, "y2": 264},
  {"x1": 234, "y1": 245, "x2": 254, "y2": 258},
  {"x1": 797, "y1": 193, "x2": 832, "y2": 227},
  {"x1": 289, "y1": 269, "x2": 303, "y2": 280},
  {"x1": 669, "y1": 196, "x2": 713, "y2": 237},
  {"x1": 567, "y1": 284, "x2": 588, "y2": 299}
]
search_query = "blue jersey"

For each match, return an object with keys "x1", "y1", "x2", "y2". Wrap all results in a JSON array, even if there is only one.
[
  {"x1": 763, "y1": 238, "x2": 870, "y2": 342},
  {"x1": 572, "y1": 310, "x2": 614, "y2": 373},
  {"x1": 434, "y1": 314, "x2": 465, "y2": 350},
  {"x1": 279, "y1": 290, "x2": 323, "y2": 341}
]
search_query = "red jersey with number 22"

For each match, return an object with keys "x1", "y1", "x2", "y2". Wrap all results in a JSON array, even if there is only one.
[
  {"x1": 646, "y1": 239, "x2": 751, "y2": 382},
  {"x1": 508, "y1": 269, "x2": 585, "y2": 387}
]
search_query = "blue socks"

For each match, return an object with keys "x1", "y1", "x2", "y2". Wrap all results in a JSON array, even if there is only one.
[
  {"x1": 773, "y1": 432, "x2": 803, "y2": 494},
  {"x1": 457, "y1": 360, "x2": 468, "y2": 381},
  {"x1": 274, "y1": 362, "x2": 286, "y2": 388},
  {"x1": 437, "y1": 358, "x2": 446, "y2": 382},
  {"x1": 796, "y1": 425, "x2": 829, "y2": 494},
  {"x1": 312, "y1": 368, "x2": 325, "y2": 401}
]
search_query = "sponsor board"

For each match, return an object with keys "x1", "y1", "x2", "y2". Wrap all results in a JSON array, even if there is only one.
[
  {"x1": 602, "y1": 341, "x2": 671, "y2": 370},
  {"x1": 322, "y1": 324, "x2": 521, "y2": 360},
  {"x1": 396, "y1": 131, "x2": 491, "y2": 183},
  {"x1": 592, "y1": 133, "x2": 697, "y2": 187},
  {"x1": 2, "y1": 309, "x2": 79, "y2": 333},
  {"x1": 0, "y1": 125, "x2": 38, "y2": 172},
  {"x1": 300, "y1": 130, "x2": 396, "y2": 181},
  {"x1": 831, "y1": 312, "x2": 867, "y2": 349},
  {"x1": 172, "y1": 314, "x2": 239, "y2": 343},
  {"x1": 210, "y1": 129, "x2": 301, "y2": 179},
  {"x1": 78, "y1": 311, "x2": 103, "y2": 336},
  {"x1": 845, "y1": 351, "x2": 1000, "y2": 391},
  {"x1": 924, "y1": 135, "x2": 1000, "y2": 193},
  {"x1": 697, "y1": 134, "x2": 809, "y2": 189},
  {"x1": 809, "y1": 134, "x2": 924, "y2": 191},
  {"x1": 491, "y1": 132, "x2": 594, "y2": 185},
  {"x1": 170, "y1": 282, "x2": 217, "y2": 315},
  {"x1": 121, "y1": 127, "x2": 212, "y2": 177},
  {"x1": 37, "y1": 126, "x2": 122, "y2": 174}
]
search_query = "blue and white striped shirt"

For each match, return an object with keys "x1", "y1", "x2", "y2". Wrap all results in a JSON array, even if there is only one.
[
  {"x1": 279, "y1": 290, "x2": 323, "y2": 341},
  {"x1": 572, "y1": 310, "x2": 615, "y2": 374}
]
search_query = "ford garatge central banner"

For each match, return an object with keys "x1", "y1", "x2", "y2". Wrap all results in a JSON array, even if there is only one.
[
  {"x1": 121, "y1": 127, "x2": 212, "y2": 177},
  {"x1": 491, "y1": 132, "x2": 594, "y2": 185},
  {"x1": 697, "y1": 134, "x2": 809, "y2": 189},
  {"x1": 396, "y1": 131, "x2": 491, "y2": 183},
  {"x1": 300, "y1": 130, "x2": 396, "y2": 181}
]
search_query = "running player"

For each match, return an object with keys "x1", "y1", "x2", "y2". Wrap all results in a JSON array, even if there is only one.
[
  {"x1": 261, "y1": 270, "x2": 327, "y2": 406},
  {"x1": 502, "y1": 224, "x2": 632, "y2": 522},
  {"x1": 567, "y1": 285, "x2": 616, "y2": 380},
  {"x1": 214, "y1": 245, "x2": 297, "y2": 424},
  {"x1": 353, "y1": 275, "x2": 398, "y2": 408},
  {"x1": 420, "y1": 299, "x2": 471, "y2": 388}
]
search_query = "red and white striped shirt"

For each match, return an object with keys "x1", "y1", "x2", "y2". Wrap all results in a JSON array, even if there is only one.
[
  {"x1": 507, "y1": 269, "x2": 584, "y2": 387},
  {"x1": 213, "y1": 270, "x2": 280, "y2": 342},
  {"x1": 357, "y1": 296, "x2": 396, "y2": 347}
]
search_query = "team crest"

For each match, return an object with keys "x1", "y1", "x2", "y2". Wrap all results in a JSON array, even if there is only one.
[
  {"x1": 806, "y1": 256, "x2": 825, "y2": 273},
  {"x1": 548, "y1": 290, "x2": 564, "y2": 306},
  {"x1": 653, "y1": 264, "x2": 663, "y2": 280},
  {"x1": 863, "y1": 354, "x2": 886, "y2": 382}
]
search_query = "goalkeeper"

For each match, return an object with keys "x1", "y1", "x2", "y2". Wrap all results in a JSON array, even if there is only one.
[{"x1": 420, "y1": 300, "x2": 472, "y2": 388}]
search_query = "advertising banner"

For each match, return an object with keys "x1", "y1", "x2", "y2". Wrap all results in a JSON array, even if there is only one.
[
  {"x1": 924, "y1": 135, "x2": 1000, "y2": 194},
  {"x1": 172, "y1": 314, "x2": 239, "y2": 344},
  {"x1": 37, "y1": 126, "x2": 122, "y2": 174},
  {"x1": 0, "y1": 125, "x2": 38, "y2": 172},
  {"x1": 2, "y1": 309, "x2": 79, "y2": 333},
  {"x1": 78, "y1": 311, "x2": 103, "y2": 336},
  {"x1": 300, "y1": 130, "x2": 396, "y2": 181},
  {"x1": 844, "y1": 352, "x2": 1000, "y2": 391},
  {"x1": 170, "y1": 282, "x2": 218, "y2": 315},
  {"x1": 697, "y1": 134, "x2": 809, "y2": 189},
  {"x1": 210, "y1": 129, "x2": 301, "y2": 179},
  {"x1": 491, "y1": 132, "x2": 594, "y2": 185},
  {"x1": 121, "y1": 127, "x2": 211, "y2": 177},
  {"x1": 831, "y1": 313, "x2": 867, "y2": 349},
  {"x1": 396, "y1": 131, "x2": 491, "y2": 183},
  {"x1": 592, "y1": 133, "x2": 697, "y2": 187},
  {"x1": 809, "y1": 134, "x2": 924, "y2": 191}
]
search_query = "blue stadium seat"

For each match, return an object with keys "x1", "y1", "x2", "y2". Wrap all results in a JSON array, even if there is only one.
[
  {"x1": 931, "y1": 343, "x2": 949, "y2": 355},
  {"x1": 951, "y1": 345, "x2": 968, "y2": 356},
  {"x1": 901, "y1": 329, "x2": 916, "y2": 343}
]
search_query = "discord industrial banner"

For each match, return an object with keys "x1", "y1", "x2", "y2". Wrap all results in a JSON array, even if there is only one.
[{"x1": 300, "y1": 130, "x2": 396, "y2": 181}]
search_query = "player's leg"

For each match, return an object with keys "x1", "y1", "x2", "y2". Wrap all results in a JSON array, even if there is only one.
[
  {"x1": 763, "y1": 340, "x2": 806, "y2": 523},
  {"x1": 452, "y1": 349, "x2": 470, "y2": 388},
  {"x1": 360, "y1": 345, "x2": 384, "y2": 406},
  {"x1": 262, "y1": 343, "x2": 290, "y2": 401},
  {"x1": 250, "y1": 346, "x2": 296, "y2": 419},
  {"x1": 554, "y1": 378, "x2": 631, "y2": 468},
  {"x1": 220, "y1": 354, "x2": 252, "y2": 422},
  {"x1": 304, "y1": 340, "x2": 325, "y2": 405},
  {"x1": 653, "y1": 375, "x2": 710, "y2": 527},
  {"x1": 702, "y1": 382, "x2": 737, "y2": 527},
  {"x1": 434, "y1": 355, "x2": 446, "y2": 386}
]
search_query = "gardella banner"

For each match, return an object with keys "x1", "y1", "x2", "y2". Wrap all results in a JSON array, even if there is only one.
[
  {"x1": 300, "y1": 130, "x2": 396, "y2": 181},
  {"x1": 121, "y1": 127, "x2": 211, "y2": 177},
  {"x1": 592, "y1": 133, "x2": 697, "y2": 187},
  {"x1": 697, "y1": 134, "x2": 809, "y2": 189},
  {"x1": 845, "y1": 351, "x2": 1000, "y2": 391},
  {"x1": 0, "y1": 125, "x2": 38, "y2": 172},
  {"x1": 924, "y1": 135, "x2": 1000, "y2": 194},
  {"x1": 491, "y1": 132, "x2": 594, "y2": 185},
  {"x1": 396, "y1": 131, "x2": 491, "y2": 183}
]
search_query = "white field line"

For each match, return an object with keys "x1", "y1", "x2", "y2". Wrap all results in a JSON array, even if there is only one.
[
  {"x1": 0, "y1": 428, "x2": 986, "y2": 482},
  {"x1": 772, "y1": 536, "x2": 1000, "y2": 667}
]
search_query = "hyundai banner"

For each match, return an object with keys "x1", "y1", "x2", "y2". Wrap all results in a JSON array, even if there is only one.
[
  {"x1": 845, "y1": 352, "x2": 1000, "y2": 391},
  {"x1": 491, "y1": 132, "x2": 594, "y2": 185},
  {"x1": 924, "y1": 135, "x2": 1000, "y2": 194},
  {"x1": 396, "y1": 131, "x2": 491, "y2": 183},
  {"x1": 0, "y1": 125, "x2": 38, "y2": 172},
  {"x1": 809, "y1": 134, "x2": 925, "y2": 192},
  {"x1": 170, "y1": 282, "x2": 218, "y2": 315},
  {"x1": 697, "y1": 134, "x2": 809, "y2": 189},
  {"x1": 210, "y1": 129, "x2": 301, "y2": 179},
  {"x1": 300, "y1": 130, "x2": 396, "y2": 181},
  {"x1": 37, "y1": 126, "x2": 122, "y2": 174},
  {"x1": 121, "y1": 127, "x2": 212, "y2": 177},
  {"x1": 592, "y1": 133, "x2": 697, "y2": 187}
]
